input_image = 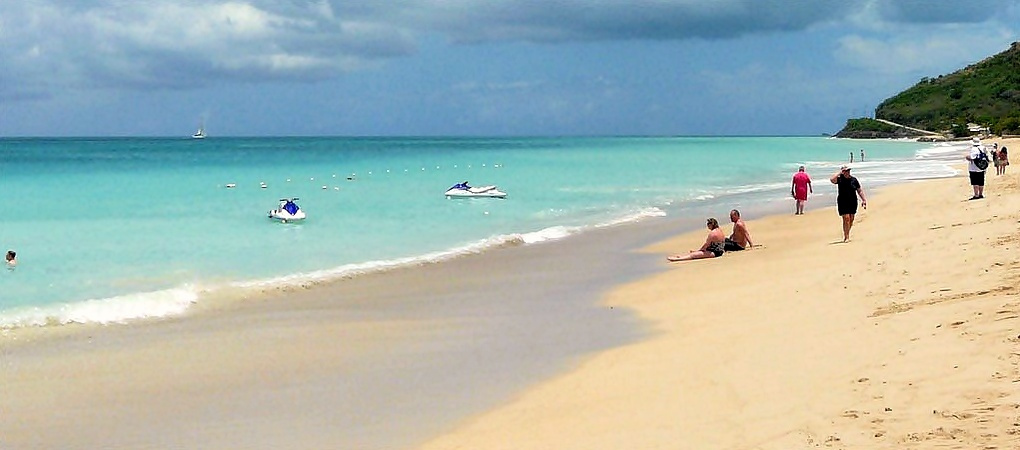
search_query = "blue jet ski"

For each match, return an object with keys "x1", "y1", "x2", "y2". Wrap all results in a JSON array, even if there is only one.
[{"x1": 268, "y1": 198, "x2": 306, "y2": 222}]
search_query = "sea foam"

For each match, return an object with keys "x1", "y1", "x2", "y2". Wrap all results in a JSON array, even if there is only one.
[{"x1": 1, "y1": 286, "x2": 199, "y2": 328}]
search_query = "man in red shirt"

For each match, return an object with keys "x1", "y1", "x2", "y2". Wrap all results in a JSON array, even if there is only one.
[{"x1": 791, "y1": 165, "x2": 813, "y2": 215}]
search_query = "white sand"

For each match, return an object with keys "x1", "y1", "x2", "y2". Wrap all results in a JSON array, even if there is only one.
[
  {"x1": 5, "y1": 139, "x2": 1018, "y2": 449},
  {"x1": 419, "y1": 139, "x2": 1020, "y2": 449}
]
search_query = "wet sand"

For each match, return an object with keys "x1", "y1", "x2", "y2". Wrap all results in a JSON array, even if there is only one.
[
  {"x1": 1, "y1": 202, "x2": 675, "y2": 449},
  {"x1": 4, "y1": 139, "x2": 1017, "y2": 449},
  {"x1": 418, "y1": 138, "x2": 1020, "y2": 449}
]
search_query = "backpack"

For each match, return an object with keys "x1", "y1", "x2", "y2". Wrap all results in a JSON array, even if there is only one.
[{"x1": 974, "y1": 149, "x2": 989, "y2": 170}]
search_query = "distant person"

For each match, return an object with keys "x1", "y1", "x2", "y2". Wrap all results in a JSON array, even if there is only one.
[
  {"x1": 5, "y1": 250, "x2": 15, "y2": 267},
  {"x1": 998, "y1": 146, "x2": 1008, "y2": 175},
  {"x1": 667, "y1": 218, "x2": 726, "y2": 262},
  {"x1": 965, "y1": 137, "x2": 988, "y2": 199},
  {"x1": 830, "y1": 165, "x2": 867, "y2": 243},
  {"x1": 791, "y1": 165, "x2": 813, "y2": 215},
  {"x1": 991, "y1": 143, "x2": 1000, "y2": 174},
  {"x1": 860, "y1": 149, "x2": 865, "y2": 162},
  {"x1": 724, "y1": 209, "x2": 754, "y2": 251},
  {"x1": 849, "y1": 151, "x2": 854, "y2": 163}
]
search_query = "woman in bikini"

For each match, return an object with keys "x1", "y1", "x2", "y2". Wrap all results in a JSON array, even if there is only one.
[
  {"x1": 997, "y1": 146, "x2": 1009, "y2": 175},
  {"x1": 667, "y1": 218, "x2": 726, "y2": 262}
]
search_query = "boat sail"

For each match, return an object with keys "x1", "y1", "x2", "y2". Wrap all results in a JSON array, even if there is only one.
[{"x1": 192, "y1": 121, "x2": 206, "y2": 139}]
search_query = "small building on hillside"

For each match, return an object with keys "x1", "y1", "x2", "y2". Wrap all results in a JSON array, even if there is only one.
[{"x1": 967, "y1": 123, "x2": 990, "y2": 136}]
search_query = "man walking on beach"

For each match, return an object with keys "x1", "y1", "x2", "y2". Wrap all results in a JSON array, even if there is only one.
[
  {"x1": 830, "y1": 165, "x2": 867, "y2": 243},
  {"x1": 724, "y1": 209, "x2": 754, "y2": 251},
  {"x1": 791, "y1": 165, "x2": 812, "y2": 215},
  {"x1": 965, "y1": 137, "x2": 988, "y2": 200}
]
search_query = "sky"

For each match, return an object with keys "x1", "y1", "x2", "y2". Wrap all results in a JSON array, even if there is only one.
[{"x1": 1, "y1": 0, "x2": 1019, "y2": 137}]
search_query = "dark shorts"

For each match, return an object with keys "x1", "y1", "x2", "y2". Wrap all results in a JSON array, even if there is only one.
[
  {"x1": 723, "y1": 238, "x2": 744, "y2": 252},
  {"x1": 969, "y1": 170, "x2": 985, "y2": 186},
  {"x1": 837, "y1": 199, "x2": 857, "y2": 216}
]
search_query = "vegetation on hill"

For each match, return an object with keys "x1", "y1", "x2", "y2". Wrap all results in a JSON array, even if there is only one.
[
  {"x1": 874, "y1": 42, "x2": 1020, "y2": 137},
  {"x1": 839, "y1": 118, "x2": 899, "y2": 134},
  {"x1": 832, "y1": 118, "x2": 927, "y2": 139}
]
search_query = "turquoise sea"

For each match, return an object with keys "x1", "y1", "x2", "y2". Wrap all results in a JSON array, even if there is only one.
[{"x1": 0, "y1": 136, "x2": 965, "y2": 327}]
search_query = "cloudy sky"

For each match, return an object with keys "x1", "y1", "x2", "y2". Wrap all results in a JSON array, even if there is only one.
[{"x1": 2, "y1": 0, "x2": 1018, "y2": 137}]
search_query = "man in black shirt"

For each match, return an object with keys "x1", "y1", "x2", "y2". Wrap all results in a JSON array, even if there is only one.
[{"x1": 830, "y1": 165, "x2": 867, "y2": 243}]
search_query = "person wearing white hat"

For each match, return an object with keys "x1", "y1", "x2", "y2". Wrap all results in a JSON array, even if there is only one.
[
  {"x1": 965, "y1": 137, "x2": 988, "y2": 200},
  {"x1": 830, "y1": 164, "x2": 867, "y2": 242}
]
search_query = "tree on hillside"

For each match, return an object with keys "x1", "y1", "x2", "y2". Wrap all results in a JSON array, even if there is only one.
[{"x1": 874, "y1": 42, "x2": 1020, "y2": 135}]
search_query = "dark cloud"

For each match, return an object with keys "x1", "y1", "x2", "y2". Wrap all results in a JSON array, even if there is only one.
[
  {"x1": 0, "y1": 0, "x2": 1013, "y2": 101},
  {"x1": 354, "y1": 0, "x2": 1017, "y2": 43},
  {"x1": 873, "y1": 0, "x2": 1017, "y2": 24},
  {"x1": 388, "y1": 0, "x2": 855, "y2": 43}
]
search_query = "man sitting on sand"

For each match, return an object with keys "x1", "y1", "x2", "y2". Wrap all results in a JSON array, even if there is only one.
[{"x1": 724, "y1": 209, "x2": 754, "y2": 251}]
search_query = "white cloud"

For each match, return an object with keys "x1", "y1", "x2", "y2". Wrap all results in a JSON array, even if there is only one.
[
  {"x1": 0, "y1": 1, "x2": 415, "y2": 98},
  {"x1": 835, "y1": 29, "x2": 1016, "y2": 76},
  {"x1": 1, "y1": 0, "x2": 1016, "y2": 101}
]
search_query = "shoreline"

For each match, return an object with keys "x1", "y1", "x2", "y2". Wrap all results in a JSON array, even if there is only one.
[
  {"x1": 0, "y1": 136, "x2": 943, "y2": 329},
  {"x1": 418, "y1": 139, "x2": 1019, "y2": 448},
  {"x1": 3, "y1": 139, "x2": 1015, "y2": 448},
  {"x1": 2, "y1": 198, "x2": 674, "y2": 449}
]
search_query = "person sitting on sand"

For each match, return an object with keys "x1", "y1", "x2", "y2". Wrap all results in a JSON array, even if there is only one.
[
  {"x1": 724, "y1": 209, "x2": 754, "y2": 251},
  {"x1": 667, "y1": 218, "x2": 726, "y2": 262}
]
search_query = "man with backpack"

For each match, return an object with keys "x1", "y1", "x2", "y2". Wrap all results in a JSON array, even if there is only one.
[{"x1": 966, "y1": 137, "x2": 989, "y2": 200}]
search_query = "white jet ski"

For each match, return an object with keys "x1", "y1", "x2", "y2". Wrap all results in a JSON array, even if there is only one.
[
  {"x1": 268, "y1": 198, "x2": 306, "y2": 222},
  {"x1": 445, "y1": 182, "x2": 507, "y2": 199}
]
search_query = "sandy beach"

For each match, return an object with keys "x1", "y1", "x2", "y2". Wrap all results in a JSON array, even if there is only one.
[
  {"x1": 419, "y1": 138, "x2": 1020, "y2": 449},
  {"x1": 3, "y1": 139, "x2": 1017, "y2": 449},
  {"x1": 2, "y1": 202, "x2": 660, "y2": 449}
]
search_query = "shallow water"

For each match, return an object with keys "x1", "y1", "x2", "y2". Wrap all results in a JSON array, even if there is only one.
[{"x1": 0, "y1": 136, "x2": 963, "y2": 327}]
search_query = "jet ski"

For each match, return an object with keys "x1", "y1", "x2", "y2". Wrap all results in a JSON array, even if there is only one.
[
  {"x1": 445, "y1": 182, "x2": 507, "y2": 198},
  {"x1": 268, "y1": 198, "x2": 306, "y2": 222}
]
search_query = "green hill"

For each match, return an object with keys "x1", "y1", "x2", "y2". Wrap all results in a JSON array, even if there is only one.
[
  {"x1": 833, "y1": 118, "x2": 923, "y2": 139},
  {"x1": 875, "y1": 41, "x2": 1020, "y2": 137}
]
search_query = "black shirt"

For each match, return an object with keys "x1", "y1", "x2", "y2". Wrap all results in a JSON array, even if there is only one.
[{"x1": 836, "y1": 175, "x2": 860, "y2": 202}]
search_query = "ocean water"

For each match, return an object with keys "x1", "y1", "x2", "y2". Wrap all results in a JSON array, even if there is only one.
[{"x1": 0, "y1": 136, "x2": 966, "y2": 327}]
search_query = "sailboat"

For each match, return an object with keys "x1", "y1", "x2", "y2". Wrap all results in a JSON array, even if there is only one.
[{"x1": 192, "y1": 121, "x2": 206, "y2": 139}]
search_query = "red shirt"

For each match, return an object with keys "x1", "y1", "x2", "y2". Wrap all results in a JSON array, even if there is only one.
[{"x1": 792, "y1": 172, "x2": 811, "y2": 200}]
